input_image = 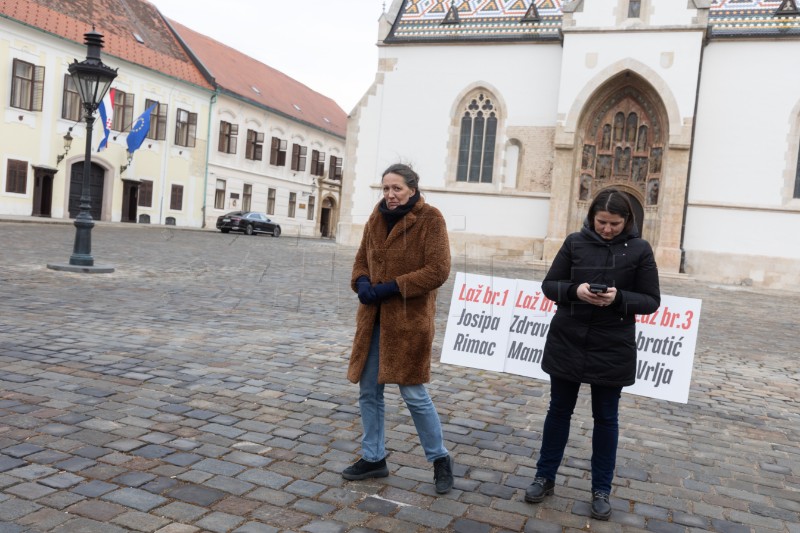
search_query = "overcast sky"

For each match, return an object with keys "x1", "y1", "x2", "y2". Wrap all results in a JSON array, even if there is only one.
[{"x1": 148, "y1": 0, "x2": 385, "y2": 113}]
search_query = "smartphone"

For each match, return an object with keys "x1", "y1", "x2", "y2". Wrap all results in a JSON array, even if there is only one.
[{"x1": 589, "y1": 283, "x2": 608, "y2": 294}]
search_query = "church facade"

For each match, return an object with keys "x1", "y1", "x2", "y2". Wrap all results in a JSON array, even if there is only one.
[{"x1": 339, "y1": 0, "x2": 800, "y2": 290}]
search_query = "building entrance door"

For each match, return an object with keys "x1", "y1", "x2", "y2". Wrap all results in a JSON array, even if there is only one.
[
  {"x1": 68, "y1": 161, "x2": 104, "y2": 220},
  {"x1": 31, "y1": 167, "x2": 54, "y2": 217}
]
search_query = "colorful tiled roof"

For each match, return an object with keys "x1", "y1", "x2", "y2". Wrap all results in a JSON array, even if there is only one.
[
  {"x1": 384, "y1": 0, "x2": 800, "y2": 42},
  {"x1": 386, "y1": 0, "x2": 564, "y2": 43},
  {"x1": 0, "y1": 0, "x2": 213, "y2": 90},
  {"x1": 709, "y1": 0, "x2": 800, "y2": 37},
  {"x1": 170, "y1": 21, "x2": 347, "y2": 139}
]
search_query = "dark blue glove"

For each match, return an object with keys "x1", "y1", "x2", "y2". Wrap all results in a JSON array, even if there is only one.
[
  {"x1": 372, "y1": 281, "x2": 399, "y2": 301},
  {"x1": 356, "y1": 276, "x2": 378, "y2": 305}
]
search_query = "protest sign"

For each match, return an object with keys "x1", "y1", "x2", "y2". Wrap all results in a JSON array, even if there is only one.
[{"x1": 441, "y1": 273, "x2": 702, "y2": 403}]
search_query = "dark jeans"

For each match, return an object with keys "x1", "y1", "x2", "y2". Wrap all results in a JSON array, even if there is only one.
[{"x1": 535, "y1": 376, "x2": 622, "y2": 494}]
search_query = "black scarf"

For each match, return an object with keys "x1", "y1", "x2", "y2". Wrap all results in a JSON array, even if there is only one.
[{"x1": 379, "y1": 190, "x2": 420, "y2": 235}]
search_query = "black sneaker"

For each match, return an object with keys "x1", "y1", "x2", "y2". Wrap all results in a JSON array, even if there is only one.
[
  {"x1": 433, "y1": 455, "x2": 454, "y2": 494},
  {"x1": 341, "y1": 458, "x2": 389, "y2": 480},
  {"x1": 591, "y1": 491, "x2": 612, "y2": 520},
  {"x1": 524, "y1": 477, "x2": 555, "y2": 503}
]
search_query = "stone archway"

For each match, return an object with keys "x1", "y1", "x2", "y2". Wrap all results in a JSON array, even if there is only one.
[
  {"x1": 320, "y1": 196, "x2": 337, "y2": 238},
  {"x1": 547, "y1": 70, "x2": 688, "y2": 273},
  {"x1": 573, "y1": 83, "x2": 664, "y2": 244}
]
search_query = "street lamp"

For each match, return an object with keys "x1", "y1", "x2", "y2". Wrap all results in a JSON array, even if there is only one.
[
  {"x1": 50, "y1": 28, "x2": 117, "y2": 272},
  {"x1": 56, "y1": 128, "x2": 73, "y2": 165}
]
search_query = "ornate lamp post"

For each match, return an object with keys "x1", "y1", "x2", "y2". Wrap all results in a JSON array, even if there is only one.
[{"x1": 49, "y1": 28, "x2": 117, "y2": 273}]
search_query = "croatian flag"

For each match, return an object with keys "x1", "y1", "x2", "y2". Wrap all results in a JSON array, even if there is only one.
[{"x1": 97, "y1": 88, "x2": 115, "y2": 152}]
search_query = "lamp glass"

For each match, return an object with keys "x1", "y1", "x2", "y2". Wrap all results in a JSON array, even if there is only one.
[
  {"x1": 63, "y1": 132, "x2": 73, "y2": 152},
  {"x1": 69, "y1": 63, "x2": 116, "y2": 109}
]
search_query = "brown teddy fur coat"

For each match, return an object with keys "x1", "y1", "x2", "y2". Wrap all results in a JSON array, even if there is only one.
[{"x1": 348, "y1": 196, "x2": 451, "y2": 385}]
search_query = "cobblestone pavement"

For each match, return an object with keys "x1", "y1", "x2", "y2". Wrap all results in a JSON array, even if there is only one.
[{"x1": 0, "y1": 220, "x2": 798, "y2": 533}]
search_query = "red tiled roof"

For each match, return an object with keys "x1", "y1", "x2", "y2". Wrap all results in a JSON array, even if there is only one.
[
  {"x1": 169, "y1": 20, "x2": 347, "y2": 139},
  {"x1": 0, "y1": 0, "x2": 213, "y2": 90}
]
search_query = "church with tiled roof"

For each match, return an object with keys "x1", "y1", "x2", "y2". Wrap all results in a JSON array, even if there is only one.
[{"x1": 340, "y1": 0, "x2": 800, "y2": 290}]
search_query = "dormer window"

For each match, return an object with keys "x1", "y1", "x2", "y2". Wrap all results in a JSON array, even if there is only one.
[{"x1": 628, "y1": 0, "x2": 641, "y2": 18}]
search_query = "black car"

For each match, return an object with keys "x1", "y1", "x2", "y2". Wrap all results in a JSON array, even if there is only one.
[{"x1": 216, "y1": 211, "x2": 281, "y2": 237}]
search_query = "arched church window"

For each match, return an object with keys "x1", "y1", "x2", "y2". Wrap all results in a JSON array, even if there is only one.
[
  {"x1": 456, "y1": 92, "x2": 498, "y2": 183},
  {"x1": 581, "y1": 87, "x2": 664, "y2": 206}
]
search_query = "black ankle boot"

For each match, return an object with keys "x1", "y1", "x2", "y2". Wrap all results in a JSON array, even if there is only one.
[
  {"x1": 341, "y1": 458, "x2": 389, "y2": 480},
  {"x1": 524, "y1": 477, "x2": 555, "y2": 503},
  {"x1": 591, "y1": 491, "x2": 612, "y2": 520},
  {"x1": 433, "y1": 455, "x2": 454, "y2": 494}
]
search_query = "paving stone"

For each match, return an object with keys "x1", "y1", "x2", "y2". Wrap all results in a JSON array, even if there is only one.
[
  {"x1": 51, "y1": 517, "x2": 129, "y2": 533},
  {"x1": 5, "y1": 481, "x2": 58, "y2": 500},
  {"x1": 166, "y1": 484, "x2": 226, "y2": 506},
  {"x1": 192, "y1": 458, "x2": 246, "y2": 476},
  {"x1": 195, "y1": 511, "x2": 246, "y2": 533},
  {"x1": 232, "y1": 523, "x2": 279, "y2": 533},
  {"x1": 5, "y1": 464, "x2": 58, "y2": 480},
  {"x1": 102, "y1": 487, "x2": 167, "y2": 512},
  {"x1": 299, "y1": 521, "x2": 347, "y2": 533},
  {"x1": 112, "y1": 472, "x2": 157, "y2": 487},
  {"x1": 66, "y1": 499, "x2": 128, "y2": 521},
  {"x1": 71, "y1": 480, "x2": 119, "y2": 498},
  {"x1": 111, "y1": 510, "x2": 171, "y2": 532},
  {"x1": 2, "y1": 444, "x2": 44, "y2": 458},
  {"x1": 0, "y1": 457, "x2": 26, "y2": 473}
]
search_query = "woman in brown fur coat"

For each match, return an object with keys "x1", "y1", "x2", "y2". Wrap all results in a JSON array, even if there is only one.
[{"x1": 341, "y1": 163, "x2": 454, "y2": 494}]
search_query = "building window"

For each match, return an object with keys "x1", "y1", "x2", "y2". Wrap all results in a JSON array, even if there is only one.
[
  {"x1": 170, "y1": 184, "x2": 184, "y2": 211},
  {"x1": 243, "y1": 184, "x2": 252, "y2": 212},
  {"x1": 62, "y1": 75, "x2": 82, "y2": 121},
  {"x1": 270, "y1": 137, "x2": 287, "y2": 166},
  {"x1": 267, "y1": 188, "x2": 276, "y2": 215},
  {"x1": 145, "y1": 99, "x2": 167, "y2": 140},
  {"x1": 175, "y1": 109, "x2": 197, "y2": 147},
  {"x1": 456, "y1": 91, "x2": 498, "y2": 183},
  {"x1": 310, "y1": 150, "x2": 325, "y2": 176},
  {"x1": 10, "y1": 59, "x2": 44, "y2": 112},
  {"x1": 628, "y1": 0, "x2": 642, "y2": 18},
  {"x1": 329, "y1": 156, "x2": 343, "y2": 180},
  {"x1": 5, "y1": 159, "x2": 27, "y2": 194},
  {"x1": 215, "y1": 179, "x2": 226, "y2": 210},
  {"x1": 291, "y1": 144, "x2": 307, "y2": 171},
  {"x1": 307, "y1": 195, "x2": 315, "y2": 220},
  {"x1": 218, "y1": 121, "x2": 238, "y2": 154},
  {"x1": 111, "y1": 90, "x2": 134, "y2": 131},
  {"x1": 139, "y1": 180, "x2": 153, "y2": 207},
  {"x1": 246, "y1": 130, "x2": 264, "y2": 160},
  {"x1": 288, "y1": 192, "x2": 297, "y2": 218}
]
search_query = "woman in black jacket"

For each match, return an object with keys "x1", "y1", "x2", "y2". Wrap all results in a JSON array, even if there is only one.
[{"x1": 525, "y1": 189, "x2": 660, "y2": 520}]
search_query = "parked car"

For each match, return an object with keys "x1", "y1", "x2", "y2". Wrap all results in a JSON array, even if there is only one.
[{"x1": 216, "y1": 211, "x2": 281, "y2": 237}]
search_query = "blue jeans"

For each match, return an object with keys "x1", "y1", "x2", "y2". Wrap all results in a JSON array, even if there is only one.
[
  {"x1": 535, "y1": 376, "x2": 622, "y2": 494},
  {"x1": 358, "y1": 323, "x2": 448, "y2": 463}
]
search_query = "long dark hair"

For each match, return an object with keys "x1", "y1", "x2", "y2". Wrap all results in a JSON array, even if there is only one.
[{"x1": 587, "y1": 188, "x2": 635, "y2": 233}]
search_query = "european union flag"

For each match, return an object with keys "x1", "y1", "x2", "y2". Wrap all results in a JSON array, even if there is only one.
[{"x1": 126, "y1": 102, "x2": 158, "y2": 154}]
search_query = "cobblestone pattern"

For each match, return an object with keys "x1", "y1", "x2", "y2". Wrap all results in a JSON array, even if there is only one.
[{"x1": 0, "y1": 221, "x2": 798, "y2": 532}]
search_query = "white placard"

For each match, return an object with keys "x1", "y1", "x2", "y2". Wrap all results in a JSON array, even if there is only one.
[{"x1": 441, "y1": 273, "x2": 702, "y2": 403}]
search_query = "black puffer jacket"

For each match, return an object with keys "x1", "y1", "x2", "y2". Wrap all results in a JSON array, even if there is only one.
[{"x1": 541, "y1": 221, "x2": 661, "y2": 387}]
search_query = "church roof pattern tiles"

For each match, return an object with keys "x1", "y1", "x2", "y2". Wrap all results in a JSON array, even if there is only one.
[
  {"x1": 385, "y1": 0, "x2": 800, "y2": 42},
  {"x1": 0, "y1": 0, "x2": 213, "y2": 90}
]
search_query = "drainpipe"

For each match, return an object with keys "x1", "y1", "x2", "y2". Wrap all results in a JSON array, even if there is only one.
[
  {"x1": 201, "y1": 91, "x2": 217, "y2": 228},
  {"x1": 679, "y1": 27, "x2": 708, "y2": 273}
]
